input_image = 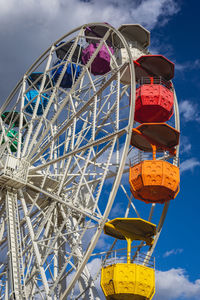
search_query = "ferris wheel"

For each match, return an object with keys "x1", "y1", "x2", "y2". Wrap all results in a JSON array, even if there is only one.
[{"x1": 0, "y1": 23, "x2": 180, "y2": 300}]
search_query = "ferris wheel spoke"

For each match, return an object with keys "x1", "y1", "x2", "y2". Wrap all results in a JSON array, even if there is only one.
[
  {"x1": 58, "y1": 207, "x2": 100, "y2": 299},
  {"x1": 61, "y1": 139, "x2": 115, "y2": 189},
  {"x1": 29, "y1": 135, "x2": 121, "y2": 218},
  {"x1": 25, "y1": 182, "x2": 102, "y2": 222},
  {"x1": 72, "y1": 151, "x2": 99, "y2": 207},
  {"x1": 148, "y1": 203, "x2": 156, "y2": 222},
  {"x1": 30, "y1": 127, "x2": 126, "y2": 174},
  {"x1": 17, "y1": 77, "x2": 26, "y2": 158},
  {"x1": 28, "y1": 62, "x2": 128, "y2": 164},
  {"x1": 49, "y1": 217, "x2": 93, "y2": 295},
  {"x1": 35, "y1": 205, "x2": 57, "y2": 240},
  {"x1": 21, "y1": 46, "x2": 55, "y2": 158},
  {"x1": 19, "y1": 197, "x2": 68, "y2": 297},
  {"x1": 39, "y1": 207, "x2": 79, "y2": 265},
  {"x1": 120, "y1": 184, "x2": 141, "y2": 218},
  {"x1": 19, "y1": 192, "x2": 51, "y2": 298},
  {"x1": 0, "y1": 219, "x2": 5, "y2": 244},
  {"x1": 146, "y1": 202, "x2": 170, "y2": 260},
  {"x1": 91, "y1": 136, "x2": 118, "y2": 214}
]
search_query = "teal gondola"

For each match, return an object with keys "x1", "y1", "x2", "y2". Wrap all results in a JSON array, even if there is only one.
[{"x1": 25, "y1": 90, "x2": 49, "y2": 116}]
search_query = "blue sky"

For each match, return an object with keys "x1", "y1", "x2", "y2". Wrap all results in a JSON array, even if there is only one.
[
  {"x1": 0, "y1": 0, "x2": 200, "y2": 299},
  {"x1": 150, "y1": 2, "x2": 200, "y2": 299}
]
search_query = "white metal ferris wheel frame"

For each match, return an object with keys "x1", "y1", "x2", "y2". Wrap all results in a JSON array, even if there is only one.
[
  {"x1": 0, "y1": 22, "x2": 136, "y2": 299},
  {"x1": 0, "y1": 22, "x2": 180, "y2": 299}
]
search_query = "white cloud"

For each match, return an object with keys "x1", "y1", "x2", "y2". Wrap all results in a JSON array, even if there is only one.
[
  {"x1": 128, "y1": 0, "x2": 179, "y2": 29},
  {"x1": 155, "y1": 268, "x2": 200, "y2": 300},
  {"x1": 180, "y1": 136, "x2": 192, "y2": 154},
  {"x1": 179, "y1": 100, "x2": 200, "y2": 123},
  {"x1": 110, "y1": 202, "x2": 124, "y2": 217},
  {"x1": 87, "y1": 258, "x2": 102, "y2": 281},
  {"x1": 180, "y1": 158, "x2": 200, "y2": 174},
  {"x1": 96, "y1": 232, "x2": 111, "y2": 250},
  {"x1": 163, "y1": 248, "x2": 183, "y2": 257},
  {"x1": 181, "y1": 143, "x2": 191, "y2": 153},
  {"x1": 0, "y1": 0, "x2": 181, "y2": 100},
  {"x1": 176, "y1": 59, "x2": 200, "y2": 71},
  {"x1": 87, "y1": 257, "x2": 105, "y2": 299},
  {"x1": 0, "y1": 0, "x2": 180, "y2": 30}
]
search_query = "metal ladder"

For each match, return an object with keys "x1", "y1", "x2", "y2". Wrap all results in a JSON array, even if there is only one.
[{"x1": 6, "y1": 190, "x2": 26, "y2": 299}]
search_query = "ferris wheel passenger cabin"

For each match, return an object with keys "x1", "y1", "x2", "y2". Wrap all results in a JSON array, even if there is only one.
[
  {"x1": 133, "y1": 55, "x2": 175, "y2": 123},
  {"x1": 129, "y1": 123, "x2": 180, "y2": 203},
  {"x1": 28, "y1": 72, "x2": 52, "y2": 90},
  {"x1": 101, "y1": 218, "x2": 156, "y2": 300},
  {"x1": 1, "y1": 111, "x2": 27, "y2": 152},
  {"x1": 51, "y1": 60, "x2": 82, "y2": 88},
  {"x1": 24, "y1": 90, "x2": 49, "y2": 116},
  {"x1": 111, "y1": 24, "x2": 150, "y2": 84},
  {"x1": 82, "y1": 24, "x2": 114, "y2": 75},
  {"x1": 1, "y1": 111, "x2": 27, "y2": 128},
  {"x1": 51, "y1": 41, "x2": 82, "y2": 88}
]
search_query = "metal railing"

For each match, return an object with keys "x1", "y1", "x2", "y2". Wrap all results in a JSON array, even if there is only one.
[
  {"x1": 129, "y1": 151, "x2": 151, "y2": 167},
  {"x1": 129, "y1": 151, "x2": 179, "y2": 167},
  {"x1": 101, "y1": 247, "x2": 155, "y2": 269},
  {"x1": 136, "y1": 76, "x2": 173, "y2": 90}
]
